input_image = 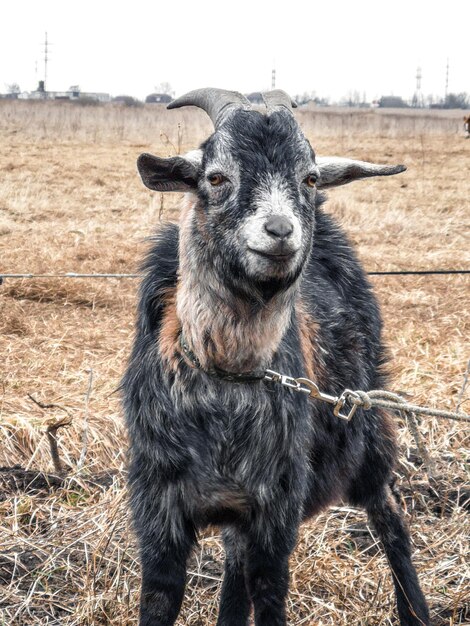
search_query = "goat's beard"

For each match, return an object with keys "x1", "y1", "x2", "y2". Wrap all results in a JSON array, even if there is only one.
[
  {"x1": 178, "y1": 251, "x2": 297, "y2": 372},
  {"x1": 176, "y1": 259, "x2": 298, "y2": 373}
]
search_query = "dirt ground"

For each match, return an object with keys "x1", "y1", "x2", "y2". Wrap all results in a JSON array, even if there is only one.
[{"x1": 0, "y1": 101, "x2": 469, "y2": 625}]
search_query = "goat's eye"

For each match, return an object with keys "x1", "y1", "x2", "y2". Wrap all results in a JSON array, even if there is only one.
[
  {"x1": 304, "y1": 174, "x2": 317, "y2": 188},
  {"x1": 208, "y1": 173, "x2": 226, "y2": 186}
]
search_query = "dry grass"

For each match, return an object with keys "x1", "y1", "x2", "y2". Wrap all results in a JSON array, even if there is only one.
[{"x1": 0, "y1": 101, "x2": 469, "y2": 625}]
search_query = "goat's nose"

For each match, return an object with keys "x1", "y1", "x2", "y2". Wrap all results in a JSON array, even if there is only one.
[{"x1": 264, "y1": 215, "x2": 294, "y2": 239}]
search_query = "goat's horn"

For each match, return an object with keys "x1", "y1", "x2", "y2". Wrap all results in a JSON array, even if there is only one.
[
  {"x1": 262, "y1": 90, "x2": 298, "y2": 114},
  {"x1": 315, "y1": 157, "x2": 406, "y2": 189},
  {"x1": 167, "y1": 88, "x2": 252, "y2": 127}
]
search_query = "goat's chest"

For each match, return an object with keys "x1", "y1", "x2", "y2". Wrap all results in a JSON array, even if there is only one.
[{"x1": 172, "y1": 376, "x2": 309, "y2": 482}]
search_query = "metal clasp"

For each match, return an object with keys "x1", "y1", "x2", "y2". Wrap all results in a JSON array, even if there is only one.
[
  {"x1": 265, "y1": 369, "x2": 310, "y2": 393},
  {"x1": 294, "y1": 378, "x2": 361, "y2": 421},
  {"x1": 296, "y1": 377, "x2": 342, "y2": 406},
  {"x1": 334, "y1": 389, "x2": 363, "y2": 421},
  {"x1": 265, "y1": 371, "x2": 361, "y2": 422}
]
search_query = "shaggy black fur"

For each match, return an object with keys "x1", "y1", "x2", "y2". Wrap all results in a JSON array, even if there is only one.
[{"x1": 122, "y1": 108, "x2": 429, "y2": 626}]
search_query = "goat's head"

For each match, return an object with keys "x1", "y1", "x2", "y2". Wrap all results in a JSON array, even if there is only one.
[{"x1": 137, "y1": 88, "x2": 405, "y2": 291}]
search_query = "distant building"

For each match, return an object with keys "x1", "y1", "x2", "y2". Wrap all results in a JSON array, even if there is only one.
[
  {"x1": 20, "y1": 82, "x2": 110, "y2": 102},
  {"x1": 112, "y1": 95, "x2": 142, "y2": 106},
  {"x1": 68, "y1": 85, "x2": 81, "y2": 98},
  {"x1": 145, "y1": 93, "x2": 172, "y2": 104},
  {"x1": 74, "y1": 91, "x2": 110, "y2": 103},
  {"x1": 378, "y1": 96, "x2": 408, "y2": 108}
]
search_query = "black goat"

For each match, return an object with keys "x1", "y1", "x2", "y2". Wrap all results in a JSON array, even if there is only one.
[{"x1": 122, "y1": 88, "x2": 429, "y2": 626}]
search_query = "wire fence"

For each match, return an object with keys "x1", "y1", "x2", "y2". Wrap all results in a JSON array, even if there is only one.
[
  {"x1": 2, "y1": 267, "x2": 468, "y2": 486},
  {"x1": 1, "y1": 269, "x2": 470, "y2": 282},
  {"x1": 0, "y1": 273, "x2": 139, "y2": 279}
]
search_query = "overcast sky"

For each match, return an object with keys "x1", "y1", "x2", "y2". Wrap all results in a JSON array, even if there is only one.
[{"x1": 1, "y1": 0, "x2": 468, "y2": 102}]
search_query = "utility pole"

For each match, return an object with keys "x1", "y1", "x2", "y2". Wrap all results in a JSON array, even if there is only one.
[
  {"x1": 444, "y1": 58, "x2": 449, "y2": 102},
  {"x1": 271, "y1": 67, "x2": 276, "y2": 90},
  {"x1": 44, "y1": 32, "x2": 49, "y2": 89},
  {"x1": 412, "y1": 66, "x2": 422, "y2": 108},
  {"x1": 41, "y1": 32, "x2": 52, "y2": 93}
]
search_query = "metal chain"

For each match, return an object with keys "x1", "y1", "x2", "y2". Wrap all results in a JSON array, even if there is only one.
[
  {"x1": 264, "y1": 369, "x2": 470, "y2": 423},
  {"x1": 264, "y1": 370, "x2": 361, "y2": 421}
]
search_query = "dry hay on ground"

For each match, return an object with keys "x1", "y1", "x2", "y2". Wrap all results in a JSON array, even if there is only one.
[{"x1": 0, "y1": 102, "x2": 469, "y2": 625}]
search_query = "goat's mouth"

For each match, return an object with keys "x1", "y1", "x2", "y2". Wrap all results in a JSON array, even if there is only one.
[{"x1": 248, "y1": 247, "x2": 298, "y2": 262}]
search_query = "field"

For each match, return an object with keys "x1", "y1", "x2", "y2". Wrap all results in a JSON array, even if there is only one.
[{"x1": 0, "y1": 100, "x2": 469, "y2": 625}]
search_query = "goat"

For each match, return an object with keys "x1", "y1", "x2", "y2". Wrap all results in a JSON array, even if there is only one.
[
  {"x1": 122, "y1": 88, "x2": 429, "y2": 626},
  {"x1": 464, "y1": 115, "x2": 470, "y2": 138}
]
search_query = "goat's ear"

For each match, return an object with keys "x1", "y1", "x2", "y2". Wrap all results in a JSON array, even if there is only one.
[
  {"x1": 137, "y1": 153, "x2": 199, "y2": 192},
  {"x1": 315, "y1": 157, "x2": 406, "y2": 189}
]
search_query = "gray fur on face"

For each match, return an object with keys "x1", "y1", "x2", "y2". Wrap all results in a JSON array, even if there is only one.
[{"x1": 238, "y1": 173, "x2": 303, "y2": 276}]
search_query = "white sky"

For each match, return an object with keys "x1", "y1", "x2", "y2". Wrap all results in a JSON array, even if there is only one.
[{"x1": 1, "y1": 0, "x2": 468, "y2": 102}]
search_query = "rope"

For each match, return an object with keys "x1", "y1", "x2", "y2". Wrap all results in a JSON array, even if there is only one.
[
  {"x1": 352, "y1": 389, "x2": 470, "y2": 423},
  {"x1": 348, "y1": 389, "x2": 468, "y2": 479},
  {"x1": 265, "y1": 369, "x2": 469, "y2": 425}
]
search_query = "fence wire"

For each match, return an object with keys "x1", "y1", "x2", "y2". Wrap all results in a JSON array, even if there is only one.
[{"x1": 1, "y1": 270, "x2": 469, "y2": 282}]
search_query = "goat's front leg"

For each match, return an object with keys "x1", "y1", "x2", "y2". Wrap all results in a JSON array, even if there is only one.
[
  {"x1": 132, "y1": 489, "x2": 196, "y2": 626},
  {"x1": 216, "y1": 528, "x2": 251, "y2": 626},
  {"x1": 366, "y1": 487, "x2": 430, "y2": 626},
  {"x1": 244, "y1": 524, "x2": 297, "y2": 626},
  {"x1": 139, "y1": 535, "x2": 193, "y2": 626}
]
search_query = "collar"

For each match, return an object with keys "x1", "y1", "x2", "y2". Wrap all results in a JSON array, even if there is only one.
[{"x1": 179, "y1": 332, "x2": 267, "y2": 383}]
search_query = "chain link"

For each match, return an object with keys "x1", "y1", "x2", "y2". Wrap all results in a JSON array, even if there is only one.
[{"x1": 264, "y1": 370, "x2": 359, "y2": 421}]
